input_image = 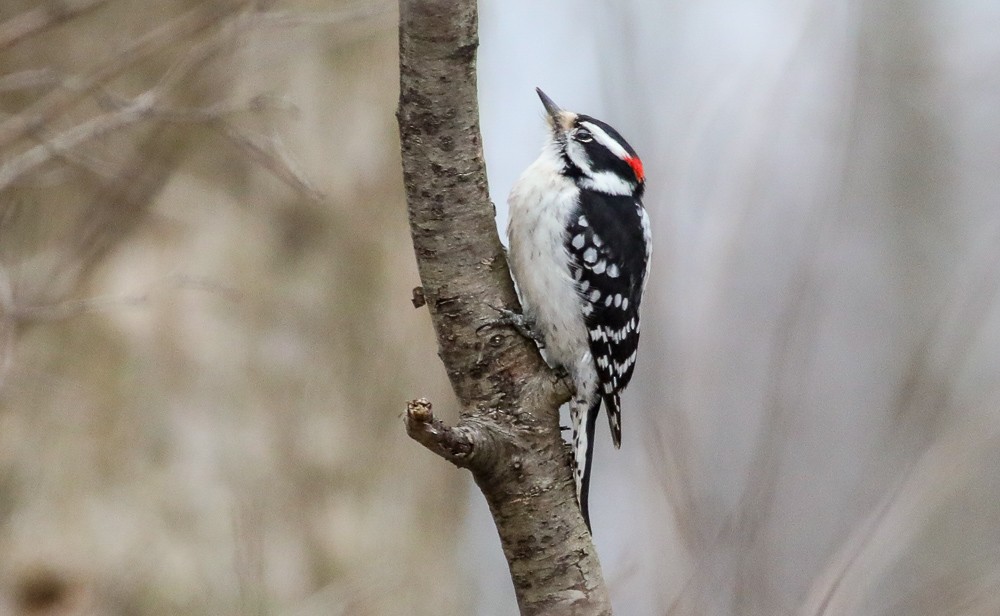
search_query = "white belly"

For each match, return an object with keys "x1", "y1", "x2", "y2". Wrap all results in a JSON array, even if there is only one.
[{"x1": 507, "y1": 156, "x2": 593, "y2": 386}]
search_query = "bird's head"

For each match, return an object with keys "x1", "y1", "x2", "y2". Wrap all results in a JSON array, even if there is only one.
[{"x1": 536, "y1": 87, "x2": 644, "y2": 197}]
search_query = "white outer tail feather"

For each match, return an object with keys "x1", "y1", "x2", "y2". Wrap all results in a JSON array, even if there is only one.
[{"x1": 571, "y1": 396, "x2": 601, "y2": 531}]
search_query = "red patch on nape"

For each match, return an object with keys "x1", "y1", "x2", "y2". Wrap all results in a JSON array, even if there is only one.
[{"x1": 625, "y1": 155, "x2": 644, "y2": 182}]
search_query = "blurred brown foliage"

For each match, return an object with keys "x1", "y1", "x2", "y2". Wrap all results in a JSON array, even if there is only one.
[{"x1": 0, "y1": 1, "x2": 465, "y2": 614}]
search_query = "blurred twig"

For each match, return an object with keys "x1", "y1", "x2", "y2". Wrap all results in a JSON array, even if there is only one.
[
  {"x1": 0, "y1": 1, "x2": 245, "y2": 152},
  {"x1": 217, "y1": 122, "x2": 324, "y2": 202},
  {"x1": 250, "y1": 2, "x2": 394, "y2": 29},
  {"x1": 0, "y1": 0, "x2": 357, "y2": 373},
  {"x1": 4, "y1": 291, "x2": 149, "y2": 323},
  {"x1": 0, "y1": 92, "x2": 157, "y2": 191},
  {"x1": 0, "y1": 1, "x2": 325, "y2": 199},
  {"x1": 0, "y1": 68, "x2": 65, "y2": 93},
  {"x1": 0, "y1": 271, "x2": 240, "y2": 326},
  {"x1": 800, "y1": 214, "x2": 1000, "y2": 615},
  {"x1": 0, "y1": 0, "x2": 113, "y2": 51}
]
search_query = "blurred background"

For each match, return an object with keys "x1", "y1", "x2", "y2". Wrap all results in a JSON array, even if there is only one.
[{"x1": 2, "y1": 0, "x2": 1000, "y2": 615}]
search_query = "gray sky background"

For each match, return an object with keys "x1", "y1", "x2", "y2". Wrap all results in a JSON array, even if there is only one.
[{"x1": 473, "y1": 1, "x2": 1000, "y2": 614}]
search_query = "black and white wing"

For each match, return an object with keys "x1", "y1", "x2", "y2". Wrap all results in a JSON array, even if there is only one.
[{"x1": 566, "y1": 190, "x2": 649, "y2": 447}]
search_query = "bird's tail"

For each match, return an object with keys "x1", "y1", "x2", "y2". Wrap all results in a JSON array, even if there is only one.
[
  {"x1": 604, "y1": 392, "x2": 622, "y2": 449},
  {"x1": 570, "y1": 396, "x2": 601, "y2": 532}
]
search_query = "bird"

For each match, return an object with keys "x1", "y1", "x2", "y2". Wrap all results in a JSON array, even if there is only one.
[{"x1": 500, "y1": 88, "x2": 650, "y2": 530}]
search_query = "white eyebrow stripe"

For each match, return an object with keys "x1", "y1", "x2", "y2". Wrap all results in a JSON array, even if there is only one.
[{"x1": 580, "y1": 120, "x2": 629, "y2": 160}]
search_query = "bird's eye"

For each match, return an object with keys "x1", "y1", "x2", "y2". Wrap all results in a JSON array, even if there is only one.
[{"x1": 575, "y1": 129, "x2": 593, "y2": 143}]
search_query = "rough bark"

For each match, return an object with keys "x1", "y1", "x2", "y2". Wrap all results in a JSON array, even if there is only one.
[{"x1": 395, "y1": 0, "x2": 613, "y2": 614}]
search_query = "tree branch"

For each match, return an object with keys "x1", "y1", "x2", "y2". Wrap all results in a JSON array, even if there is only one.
[
  {"x1": 396, "y1": 1, "x2": 612, "y2": 614},
  {"x1": 404, "y1": 398, "x2": 478, "y2": 466}
]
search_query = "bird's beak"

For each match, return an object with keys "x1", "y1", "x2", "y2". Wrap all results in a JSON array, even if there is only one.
[
  {"x1": 536, "y1": 88, "x2": 561, "y2": 120},
  {"x1": 536, "y1": 87, "x2": 574, "y2": 132}
]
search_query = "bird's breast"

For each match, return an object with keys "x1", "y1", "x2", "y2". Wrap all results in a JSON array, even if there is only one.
[{"x1": 506, "y1": 160, "x2": 591, "y2": 375}]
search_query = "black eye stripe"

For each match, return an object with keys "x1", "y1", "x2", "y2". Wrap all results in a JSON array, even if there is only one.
[{"x1": 575, "y1": 128, "x2": 593, "y2": 142}]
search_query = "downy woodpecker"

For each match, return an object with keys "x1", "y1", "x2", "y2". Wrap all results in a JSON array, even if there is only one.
[{"x1": 504, "y1": 88, "x2": 650, "y2": 530}]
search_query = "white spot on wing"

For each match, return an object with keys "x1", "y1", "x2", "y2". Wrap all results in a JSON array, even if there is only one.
[
  {"x1": 583, "y1": 247, "x2": 598, "y2": 263},
  {"x1": 572, "y1": 234, "x2": 585, "y2": 249}
]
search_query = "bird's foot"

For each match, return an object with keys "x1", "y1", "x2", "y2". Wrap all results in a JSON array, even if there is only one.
[{"x1": 478, "y1": 305, "x2": 546, "y2": 347}]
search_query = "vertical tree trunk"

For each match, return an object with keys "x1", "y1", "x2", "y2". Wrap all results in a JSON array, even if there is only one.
[{"x1": 395, "y1": 1, "x2": 613, "y2": 613}]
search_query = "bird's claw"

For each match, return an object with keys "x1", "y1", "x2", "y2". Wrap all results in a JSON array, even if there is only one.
[{"x1": 479, "y1": 304, "x2": 546, "y2": 347}]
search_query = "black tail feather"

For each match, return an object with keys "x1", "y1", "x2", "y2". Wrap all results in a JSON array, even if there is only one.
[{"x1": 578, "y1": 398, "x2": 601, "y2": 532}]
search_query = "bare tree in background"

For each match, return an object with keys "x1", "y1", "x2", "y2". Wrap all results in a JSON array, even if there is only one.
[
  {"x1": 468, "y1": 2, "x2": 1000, "y2": 614},
  {"x1": 8, "y1": 1, "x2": 999, "y2": 615},
  {"x1": 0, "y1": 0, "x2": 321, "y2": 332},
  {"x1": 0, "y1": 2, "x2": 468, "y2": 615},
  {"x1": 527, "y1": 2, "x2": 1000, "y2": 615}
]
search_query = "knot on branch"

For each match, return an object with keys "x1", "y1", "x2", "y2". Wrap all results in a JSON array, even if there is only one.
[{"x1": 405, "y1": 398, "x2": 479, "y2": 468}]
